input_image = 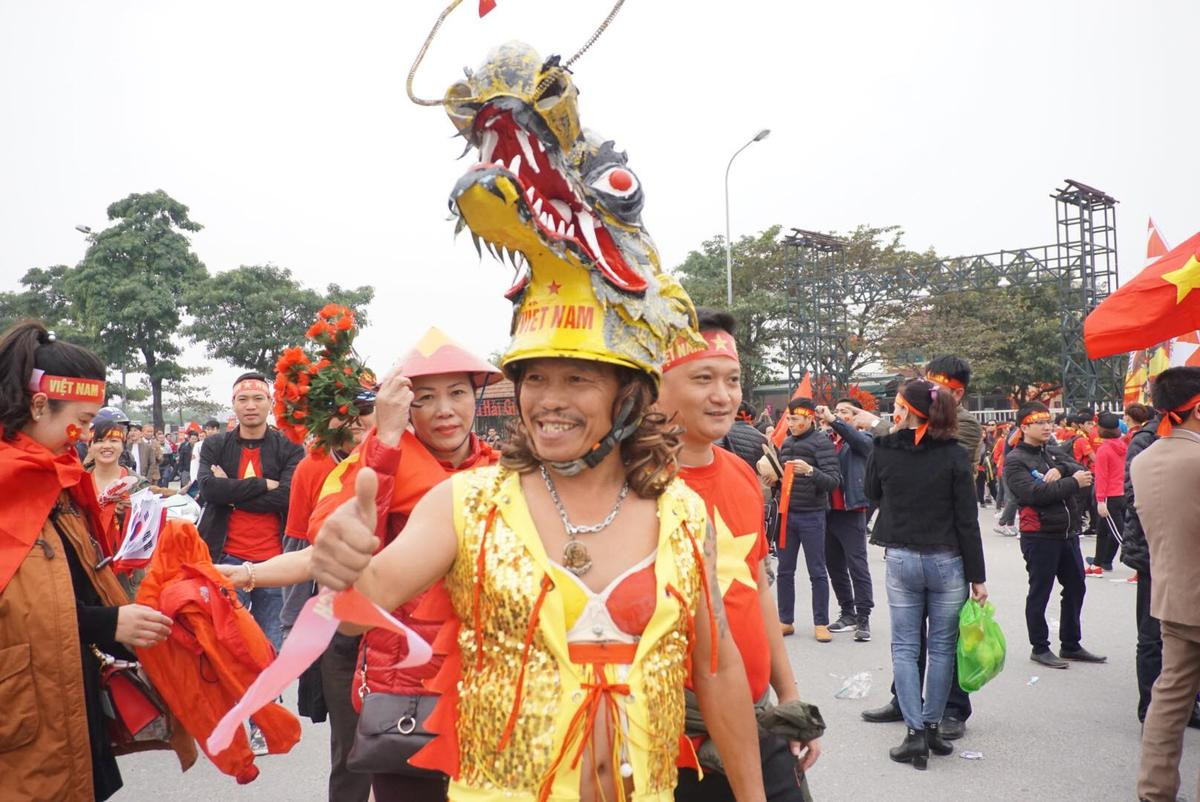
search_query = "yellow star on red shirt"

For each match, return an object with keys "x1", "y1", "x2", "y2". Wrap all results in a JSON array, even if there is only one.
[{"x1": 711, "y1": 508, "x2": 757, "y2": 596}]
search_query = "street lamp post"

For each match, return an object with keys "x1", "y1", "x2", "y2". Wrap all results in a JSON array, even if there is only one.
[{"x1": 724, "y1": 128, "x2": 770, "y2": 306}]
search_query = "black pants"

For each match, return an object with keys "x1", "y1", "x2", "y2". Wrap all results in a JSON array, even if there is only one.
[
  {"x1": 1093, "y1": 497, "x2": 1125, "y2": 570},
  {"x1": 887, "y1": 622, "x2": 973, "y2": 722},
  {"x1": 1020, "y1": 535, "x2": 1086, "y2": 652},
  {"x1": 825, "y1": 509, "x2": 873, "y2": 620},
  {"x1": 676, "y1": 732, "x2": 810, "y2": 802},
  {"x1": 975, "y1": 471, "x2": 987, "y2": 504},
  {"x1": 321, "y1": 634, "x2": 372, "y2": 802},
  {"x1": 1136, "y1": 571, "x2": 1164, "y2": 721}
]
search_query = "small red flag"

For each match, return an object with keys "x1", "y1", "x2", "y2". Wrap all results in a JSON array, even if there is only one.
[
  {"x1": 1085, "y1": 230, "x2": 1200, "y2": 359},
  {"x1": 771, "y1": 372, "x2": 812, "y2": 448},
  {"x1": 777, "y1": 462, "x2": 796, "y2": 548},
  {"x1": 479, "y1": 0, "x2": 497, "y2": 16}
]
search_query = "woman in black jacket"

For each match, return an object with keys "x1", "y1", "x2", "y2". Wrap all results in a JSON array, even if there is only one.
[{"x1": 866, "y1": 379, "x2": 987, "y2": 770}]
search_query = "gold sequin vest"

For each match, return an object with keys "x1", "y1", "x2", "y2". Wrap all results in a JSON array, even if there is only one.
[{"x1": 442, "y1": 466, "x2": 708, "y2": 801}]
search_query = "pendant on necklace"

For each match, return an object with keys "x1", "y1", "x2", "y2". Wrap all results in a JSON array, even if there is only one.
[{"x1": 562, "y1": 540, "x2": 593, "y2": 576}]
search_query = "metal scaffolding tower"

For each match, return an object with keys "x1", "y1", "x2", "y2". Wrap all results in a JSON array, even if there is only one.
[{"x1": 785, "y1": 179, "x2": 1122, "y2": 408}]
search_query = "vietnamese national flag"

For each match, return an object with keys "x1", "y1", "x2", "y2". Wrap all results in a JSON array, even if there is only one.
[
  {"x1": 1085, "y1": 229, "x2": 1200, "y2": 359},
  {"x1": 1123, "y1": 219, "x2": 1174, "y2": 403},
  {"x1": 771, "y1": 372, "x2": 812, "y2": 448}
]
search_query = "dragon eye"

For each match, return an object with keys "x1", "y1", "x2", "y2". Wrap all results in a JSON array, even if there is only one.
[{"x1": 590, "y1": 166, "x2": 639, "y2": 198}]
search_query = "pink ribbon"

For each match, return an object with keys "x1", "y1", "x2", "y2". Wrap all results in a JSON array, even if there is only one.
[{"x1": 206, "y1": 587, "x2": 432, "y2": 754}]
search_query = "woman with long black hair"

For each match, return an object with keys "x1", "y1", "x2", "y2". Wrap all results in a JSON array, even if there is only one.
[
  {"x1": 0, "y1": 321, "x2": 173, "y2": 801},
  {"x1": 866, "y1": 378, "x2": 987, "y2": 770}
]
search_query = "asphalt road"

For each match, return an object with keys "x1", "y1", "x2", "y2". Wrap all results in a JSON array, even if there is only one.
[{"x1": 117, "y1": 504, "x2": 1198, "y2": 801}]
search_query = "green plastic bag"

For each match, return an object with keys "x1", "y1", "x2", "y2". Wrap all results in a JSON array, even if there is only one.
[{"x1": 957, "y1": 599, "x2": 1006, "y2": 692}]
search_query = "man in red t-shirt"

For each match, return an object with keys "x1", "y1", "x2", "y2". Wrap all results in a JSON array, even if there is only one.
[
  {"x1": 659, "y1": 308, "x2": 820, "y2": 801},
  {"x1": 197, "y1": 372, "x2": 303, "y2": 649}
]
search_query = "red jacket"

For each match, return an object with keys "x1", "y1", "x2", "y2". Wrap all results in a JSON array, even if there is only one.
[
  {"x1": 135, "y1": 520, "x2": 301, "y2": 783},
  {"x1": 1093, "y1": 437, "x2": 1128, "y2": 504}
]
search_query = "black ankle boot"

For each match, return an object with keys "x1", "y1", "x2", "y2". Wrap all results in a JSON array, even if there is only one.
[
  {"x1": 925, "y1": 722, "x2": 953, "y2": 756},
  {"x1": 888, "y1": 727, "x2": 928, "y2": 769}
]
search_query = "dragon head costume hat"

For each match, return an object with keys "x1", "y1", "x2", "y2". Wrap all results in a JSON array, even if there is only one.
[
  {"x1": 406, "y1": 3, "x2": 703, "y2": 473},
  {"x1": 443, "y1": 41, "x2": 701, "y2": 387}
]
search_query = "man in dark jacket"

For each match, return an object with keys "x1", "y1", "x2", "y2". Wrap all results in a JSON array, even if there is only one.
[
  {"x1": 1122, "y1": 414, "x2": 1200, "y2": 729},
  {"x1": 197, "y1": 372, "x2": 304, "y2": 650},
  {"x1": 819, "y1": 399, "x2": 878, "y2": 642},
  {"x1": 720, "y1": 400, "x2": 769, "y2": 471},
  {"x1": 1005, "y1": 401, "x2": 1106, "y2": 669},
  {"x1": 775, "y1": 397, "x2": 841, "y2": 641}
]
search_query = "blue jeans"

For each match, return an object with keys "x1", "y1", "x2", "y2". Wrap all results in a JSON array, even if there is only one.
[
  {"x1": 218, "y1": 553, "x2": 283, "y2": 650},
  {"x1": 776, "y1": 509, "x2": 829, "y2": 626},
  {"x1": 885, "y1": 547, "x2": 968, "y2": 730}
]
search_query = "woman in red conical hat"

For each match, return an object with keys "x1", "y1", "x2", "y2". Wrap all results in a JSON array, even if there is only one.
[{"x1": 219, "y1": 327, "x2": 501, "y2": 802}]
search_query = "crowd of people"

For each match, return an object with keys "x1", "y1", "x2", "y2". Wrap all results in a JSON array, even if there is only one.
[{"x1": 2, "y1": 298, "x2": 1198, "y2": 802}]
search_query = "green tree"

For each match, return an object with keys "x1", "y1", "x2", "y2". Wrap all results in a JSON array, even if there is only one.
[
  {"x1": 0, "y1": 265, "x2": 145, "y2": 402},
  {"x1": 1, "y1": 266, "x2": 102, "y2": 353},
  {"x1": 879, "y1": 285, "x2": 1062, "y2": 404},
  {"x1": 69, "y1": 190, "x2": 208, "y2": 428},
  {"x1": 674, "y1": 226, "x2": 793, "y2": 393},
  {"x1": 184, "y1": 264, "x2": 374, "y2": 375},
  {"x1": 159, "y1": 366, "x2": 224, "y2": 426}
]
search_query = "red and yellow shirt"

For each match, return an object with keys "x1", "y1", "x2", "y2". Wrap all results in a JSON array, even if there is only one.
[
  {"x1": 284, "y1": 451, "x2": 338, "y2": 541},
  {"x1": 224, "y1": 447, "x2": 283, "y2": 562},
  {"x1": 679, "y1": 446, "x2": 771, "y2": 699}
]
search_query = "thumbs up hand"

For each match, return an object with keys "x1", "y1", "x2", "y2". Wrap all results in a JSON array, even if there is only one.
[{"x1": 312, "y1": 467, "x2": 381, "y2": 590}]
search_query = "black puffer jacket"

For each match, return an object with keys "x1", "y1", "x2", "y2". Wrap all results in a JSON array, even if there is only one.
[
  {"x1": 865, "y1": 428, "x2": 985, "y2": 583},
  {"x1": 1120, "y1": 419, "x2": 1159, "y2": 574},
  {"x1": 1003, "y1": 441, "x2": 1084, "y2": 538},
  {"x1": 719, "y1": 421, "x2": 769, "y2": 471},
  {"x1": 779, "y1": 427, "x2": 841, "y2": 511},
  {"x1": 197, "y1": 429, "x2": 304, "y2": 560}
]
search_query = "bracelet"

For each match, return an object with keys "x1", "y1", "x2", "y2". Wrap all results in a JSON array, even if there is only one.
[{"x1": 243, "y1": 561, "x2": 256, "y2": 592}]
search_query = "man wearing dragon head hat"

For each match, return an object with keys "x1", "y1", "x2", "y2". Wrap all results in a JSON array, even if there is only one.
[{"x1": 310, "y1": 33, "x2": 766, "y2": 799}]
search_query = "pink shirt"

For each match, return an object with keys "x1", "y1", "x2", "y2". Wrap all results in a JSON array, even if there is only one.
[{"x1": 1093, "y1": 437, "x2": 1128, "y2": 503}]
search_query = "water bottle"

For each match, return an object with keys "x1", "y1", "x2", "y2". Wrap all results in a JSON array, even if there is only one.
[
  {"x1": 835, "y1": 671, "x2": 872, "y2": 699},
  {"x1": 1031, "y1": 469, "x2": 1045, "y2": 483}
]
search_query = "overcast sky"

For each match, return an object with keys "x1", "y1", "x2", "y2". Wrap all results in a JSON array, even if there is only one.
[{"x1": 3, "y1": 1, "x2": 1198, "y2": 407}]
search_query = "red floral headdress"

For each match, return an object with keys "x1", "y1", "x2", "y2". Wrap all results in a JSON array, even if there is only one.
[{"x1": 274, "y1": 304, "x2": 376, "y2": 453}]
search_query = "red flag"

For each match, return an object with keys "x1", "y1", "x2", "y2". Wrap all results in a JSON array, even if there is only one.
[
  {"x1": 777, "y1": 462, "x2": 796, "y2": 548},
  {"x1": 1123, "y1": 219, "x2": 1174, "y2": 403},
  {"x1": 1146, "y1": 217, "x2": 1169, "y2": 263},
  {"x1": 1085, "y1": 230, "x2": 1200, "y2": 359},
  {"x1": 771, "y1": 373, "x2": 812, "y2": 448}
]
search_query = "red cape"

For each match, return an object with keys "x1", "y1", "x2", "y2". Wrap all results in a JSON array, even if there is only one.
[{"x1": 0, "y1": 432, "x2": 109, "y2": 593}]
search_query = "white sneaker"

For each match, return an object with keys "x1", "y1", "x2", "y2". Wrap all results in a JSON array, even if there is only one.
[{"x1": 248, "y1": 724, "x2": 268, "y2": 756}]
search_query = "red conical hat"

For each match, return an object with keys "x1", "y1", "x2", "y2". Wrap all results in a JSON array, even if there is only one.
[{"x1": 396, "y1": 327, "x2": 501, "y2": 387}]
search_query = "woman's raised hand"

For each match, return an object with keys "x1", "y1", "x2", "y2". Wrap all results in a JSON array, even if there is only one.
[{"x1": 374, "y1": 366, "x2": 414, "y2": 447}]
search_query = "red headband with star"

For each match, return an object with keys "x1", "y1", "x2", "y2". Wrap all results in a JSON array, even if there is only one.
[{"x1": 662, "y1": 330, "x2": 739, "y2": 372}]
